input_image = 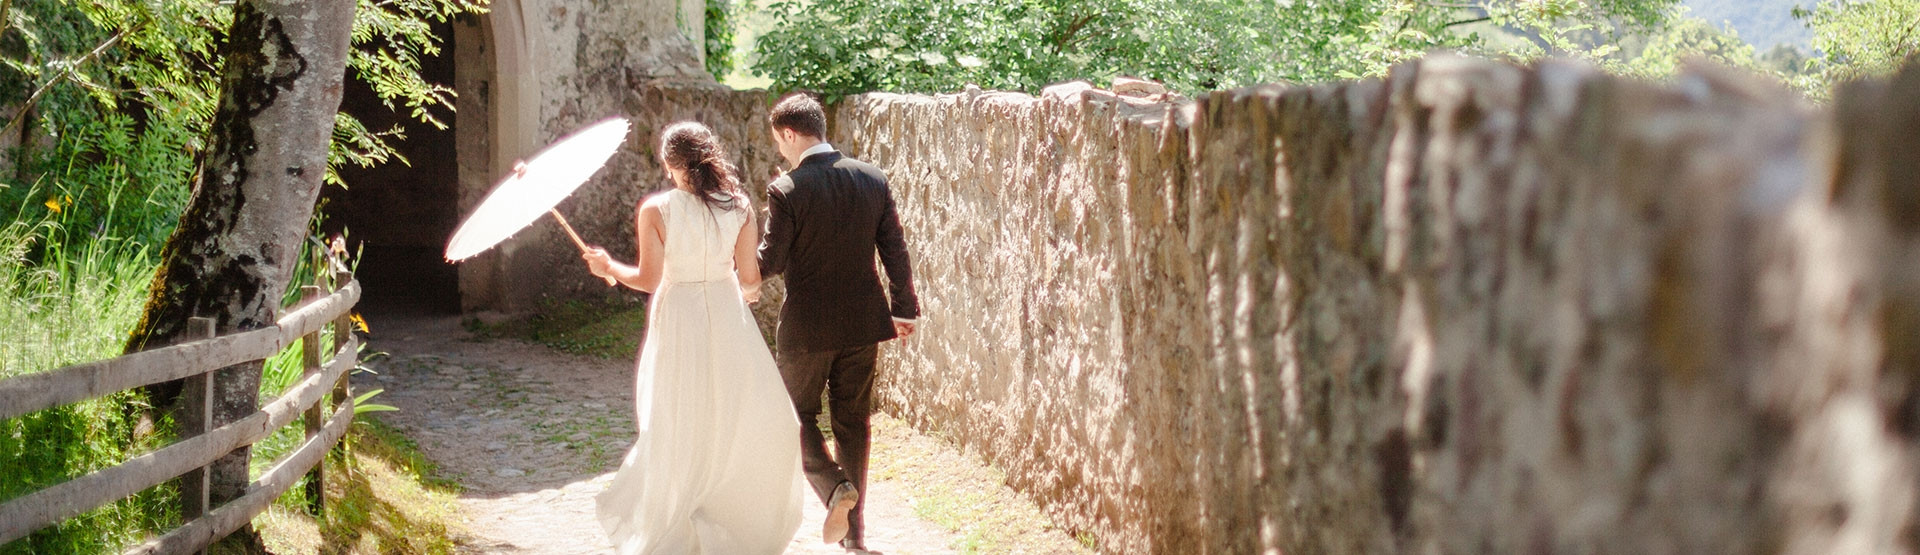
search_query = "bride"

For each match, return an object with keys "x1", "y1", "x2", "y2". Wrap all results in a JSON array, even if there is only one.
[{"x1": 582, "y1": 121, "x2": 804, "y2": 554}]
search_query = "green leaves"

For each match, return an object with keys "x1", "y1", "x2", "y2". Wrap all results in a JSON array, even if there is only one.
[
  {"x1": 0, "y1": 0, "x2": 483, "y2": 249},
  {"x1": 707, "y1": 0, "x2": 740, "y2": 79},
  {"x1": 1799, "y1": 0, "x2": 1920, "y2": 97},
  {"x1": 748, "y1": 0, "x2": 1712, "y2": 96},
  {"x1": 328, "y1": 0, "x2": 485, "y2": 186},
  {"x1": 753, "y1": 0, "x2": 1160, "y2": 96},
  {"x1": 353, "y1": 389, "x2": 400, "y2": 415}
]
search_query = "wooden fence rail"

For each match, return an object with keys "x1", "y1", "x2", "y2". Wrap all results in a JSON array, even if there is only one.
[{"x1": 0, "y1": 272, "x2": 363, "y2": 553}]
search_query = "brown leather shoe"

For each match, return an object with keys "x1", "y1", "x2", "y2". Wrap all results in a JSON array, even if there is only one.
[{"x1": 823, "y1": 481, "x2": 860, "y2": 544}]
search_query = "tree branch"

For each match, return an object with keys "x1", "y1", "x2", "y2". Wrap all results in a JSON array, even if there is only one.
[
  {"x1": 0, "y1": 0, "x2": 14, "y2": 40},
  {"x1": 1051, "y1": 13, "x2": 1098, "y2": 55},
  {"x1": 1443, "y1": 16, "x2": 1494, "y2": 28},
  {"x1": 2, "y1": 28, "x2": 130, "y2": 137}
]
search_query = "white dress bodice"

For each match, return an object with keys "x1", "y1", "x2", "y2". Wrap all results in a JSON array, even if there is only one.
[{"x1": 654, "y1": 188, "x2": 749, "y2": 284}]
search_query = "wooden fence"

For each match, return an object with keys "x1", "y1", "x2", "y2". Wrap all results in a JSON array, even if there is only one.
[{"x1": 0, "y1": 272, "x2": 363, "y2": 553}]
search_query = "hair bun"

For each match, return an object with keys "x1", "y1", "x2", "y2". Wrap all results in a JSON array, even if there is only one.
[{"x1": 659, "y1": 121, "x2": 744, "y2": 213}]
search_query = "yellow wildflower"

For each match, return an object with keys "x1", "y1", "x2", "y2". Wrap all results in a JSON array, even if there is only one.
[
  {"x1": 349, "y1": 312, "x2": 370, "y2": 333},
  {"x1": 44, "y1": 196, "x2": 61, "y2": 214}
]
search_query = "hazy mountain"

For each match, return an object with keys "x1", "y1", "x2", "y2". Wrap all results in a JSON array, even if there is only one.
[{"x1": 1684, "y1": 0, "x2": 1816, "y2": 49}]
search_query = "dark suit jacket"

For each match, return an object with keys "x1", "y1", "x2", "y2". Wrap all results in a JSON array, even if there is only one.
[{"x1": 758, "y1": 150, "x2": 920, "y2": 354}]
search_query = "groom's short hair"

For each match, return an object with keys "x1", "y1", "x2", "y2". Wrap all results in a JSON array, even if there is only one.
[{"x1": 770, "y1": 93, "x2": 827, "y2": 139}]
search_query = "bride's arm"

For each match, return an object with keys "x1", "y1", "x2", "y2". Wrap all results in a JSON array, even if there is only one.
[
  {"x1": 584, "y1": 203, "x2": 665, "y2": 292},
  {"x1": 733, "y1": 207, "x2": 762, "y2": 301}
]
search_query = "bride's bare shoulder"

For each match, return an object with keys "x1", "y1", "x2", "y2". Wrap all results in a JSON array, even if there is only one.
[{"x1": 640, "y1": 189, "x2": 679, "y2": 211}]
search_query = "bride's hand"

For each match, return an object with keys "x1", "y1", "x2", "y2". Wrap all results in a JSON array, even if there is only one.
[
  {"x1": 741, "y1": 286, "x2": 762, "y2": 305},
  {"x1": 582, "y1": 247, "x2": 613, "y2": 278}
]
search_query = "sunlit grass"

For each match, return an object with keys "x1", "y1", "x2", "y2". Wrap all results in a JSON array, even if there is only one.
[
  {"x1": 0, "y1": 220, "x2": 153, "y2": 379},
  {"x1": 0, "y1": 215, "x2": 178, "y2": 554},
  {"x1": 255, "y1": 416, "x2": 466, "y2": 555},
  {"x1": 0, "y1": 196, "x2": 437, "y2": 552},
  {"x1": 868, "y1": 414, "x2": 1093, "y2": 555}
]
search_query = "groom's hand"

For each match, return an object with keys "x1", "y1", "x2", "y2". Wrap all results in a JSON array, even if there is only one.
[{"x1": 893, "y1": 320, "x2": 915, "y2": 339}]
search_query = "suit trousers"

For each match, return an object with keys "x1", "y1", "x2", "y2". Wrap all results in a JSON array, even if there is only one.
[{"x1": 776, "y1": 343, "x2": 878, "y2": 542}]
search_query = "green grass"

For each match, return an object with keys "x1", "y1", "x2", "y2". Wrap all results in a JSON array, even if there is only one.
[
  {"x1": 255, "y1": 416, "x2": 467, "y2": 554},
  {"x1": 0, "y1": 220, "x2": 154, "y2": 379},
  {"x1": 868, "y1": 415, "x2": 1093, "y2": 555},
  {"x1": 0, "y1": 217, "x2": 179, "y2": 554},
  {"x1": 0, "y1": 198, "x2": 443, "y2": 552},
  {"x1": 466, "y1": 297, "x2": 650, "y2": 360}
]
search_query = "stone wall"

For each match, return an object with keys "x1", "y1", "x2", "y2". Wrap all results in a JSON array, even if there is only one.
[
  {"x1": 484, "y1": 79, "x2": 794, "y2": 336},
  {"x1": 455, "y1": 0, "x2": 715, "y2": 312},
  {"x1": 817, "y1": 56, "x2": 1920, "y2": 553}
]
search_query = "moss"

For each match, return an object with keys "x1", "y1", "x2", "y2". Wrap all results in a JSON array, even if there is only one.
[{"x1": 467, "y1": 297, "x2": 651, "y2": 360}]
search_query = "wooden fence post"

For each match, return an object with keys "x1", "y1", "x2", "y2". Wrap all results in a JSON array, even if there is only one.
[
  {"x1": 331, "y1": 270, "x2": 354, "y2": 421},
  {"x1": 174, "y1": 317, "x2": 215, "y2": 555},
  {"x1": 300, "y1": 285, "x2": 324, "y2": 515},
  {"x1": 328, "y1": 270, "x2": 354, "y2": 491}
]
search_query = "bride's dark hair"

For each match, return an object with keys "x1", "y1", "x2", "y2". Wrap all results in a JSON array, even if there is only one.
[{"x1": 660, "y1": 121, "x2": 744, "y2": 213}]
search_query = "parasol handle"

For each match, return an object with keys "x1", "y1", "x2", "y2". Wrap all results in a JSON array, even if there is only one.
[{"x1": 551, "y1": 209, "x2": 617, "y2": 286}]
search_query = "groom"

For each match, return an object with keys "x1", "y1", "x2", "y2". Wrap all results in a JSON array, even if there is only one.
[{"x1": 757, "y1": 93, "x2": 920, "y2": 552}]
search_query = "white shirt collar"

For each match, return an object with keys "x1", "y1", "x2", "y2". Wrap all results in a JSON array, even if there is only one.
[{"x1": 800, "y1": 142, "x2": 838, "y2": 159}]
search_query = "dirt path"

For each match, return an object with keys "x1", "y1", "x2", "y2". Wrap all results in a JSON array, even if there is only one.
[{"x1": 352, "y1": 314, "x2": 973, "y2": 554}]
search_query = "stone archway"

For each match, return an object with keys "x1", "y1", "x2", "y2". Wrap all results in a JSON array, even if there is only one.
[
  {"x1": 448, "y1": 2, "x2": 541, "y2": 314},
  {"x1": 325, "y1": 0, "x2": 710, "y2": 315},
  {"x1": 320, "y1": 16, "x2": 463, "y2": 315},
  {"x1": 318, "y1": 4, "x2": 547, "y2": 315}
]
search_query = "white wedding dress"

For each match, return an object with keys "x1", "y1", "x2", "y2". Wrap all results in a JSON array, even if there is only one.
[{"x1": 596, "y1": 188, "x2": 805, "y2": 554}]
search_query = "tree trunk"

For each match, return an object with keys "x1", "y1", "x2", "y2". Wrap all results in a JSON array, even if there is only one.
[{"x1": 124, "y1": 0, "x2": 354, "y2": 550}]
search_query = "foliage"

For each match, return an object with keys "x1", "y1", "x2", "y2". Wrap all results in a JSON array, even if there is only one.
[
  {"x1": 1614, "y1": 10, "x2": 1765, "y2": 79},
  {"x1": 706, "y1": 0, "x2": 739, "y2": 79},
  {"x1": 0, "y1": 0, "x2": 484, "y2": 257},
  {"x1": 0, "y1": 0, "x2": 225, "y2": 251},
  {"x1": 753, "y1": 0, "x2": 1117, "y2": 97},
  {"x1": 0, "y1": 0, "x2": 471, "y2": 550},
  {"x1": 1682, "y1": 0, "x2": 1813, "y2": 50},
  {"x1": 1797, "y1": 0, "x2": 1920, "y2": 98},
  {"x1": 336, "y1": 0, "x2": 487, "y2": 185},
  {"x1": 1472, "y1": 4, "x2": 1765, "y2": 80},
  {"x1": 0, "y1": 198, "x2": 153, "y2": 380},
  {"x1": 0, "y1": 203, "x2": 171, "y2": 554},
  {"x1": 743, "y1": 0, "x2": 1920, "y2": 101},
  {"x1": 750, "y1": 0, "x2": 1691, "y2": 96}
]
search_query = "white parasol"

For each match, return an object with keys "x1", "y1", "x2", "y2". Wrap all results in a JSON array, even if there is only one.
[{"x1": 444, "y1": 117, "x2": 629, "y2": 284}]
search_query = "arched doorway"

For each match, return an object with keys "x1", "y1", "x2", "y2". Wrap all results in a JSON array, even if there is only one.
[{"x1": 322, "y1": 10, "x2": 513, "y2": 315}]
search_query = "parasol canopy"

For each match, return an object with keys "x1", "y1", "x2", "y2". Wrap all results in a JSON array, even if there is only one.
[{"x1": 444, "y1": 116, "x2": 631, "y2": 262}]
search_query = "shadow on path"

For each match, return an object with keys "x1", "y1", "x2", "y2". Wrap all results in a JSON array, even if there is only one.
[{"x1": 354, "y1": 313, "x2": 974, "y2": 554}]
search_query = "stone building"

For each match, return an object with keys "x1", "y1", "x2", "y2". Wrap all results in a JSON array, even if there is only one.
[{"x1": 323, "y1": 0, "x2": 716, "y2": 314}]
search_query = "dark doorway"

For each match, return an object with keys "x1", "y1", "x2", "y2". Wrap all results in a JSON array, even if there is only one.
[{"x1": 322, "y1": 18, "x2": 461, "y2": 316}]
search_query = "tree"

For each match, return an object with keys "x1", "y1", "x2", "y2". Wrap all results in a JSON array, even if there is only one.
[
  {"x1": 748, "y1": 0, "x2": 1683, "y2": 96},
  {"x1": 1797, "y1": 0, "x2": 1920, "y2": 98},
  {"x1": 707, "y1": 0, "x2": 740, "y2": 79},
  {"x1": 121, "y1": 0, "x2": 355, "y2": 549},
  {"x1": 0, "y1": 0, "x2": 483, "y2": 252}
]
